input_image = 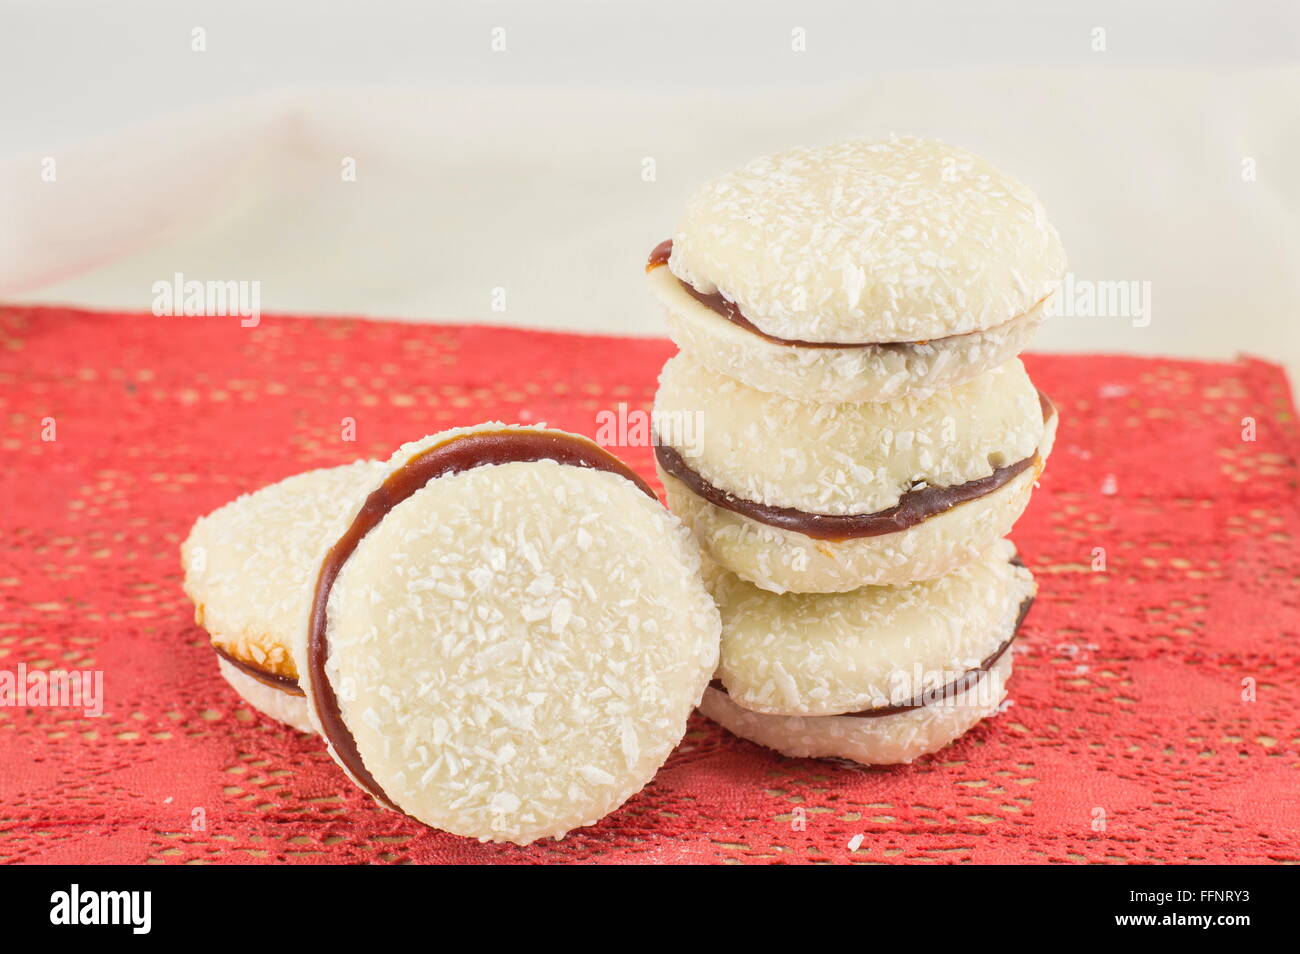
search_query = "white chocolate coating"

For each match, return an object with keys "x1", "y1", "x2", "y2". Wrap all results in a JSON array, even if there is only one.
[
  {"x1": 669, "y1": 136, "x2": 1065, "y2": 343},
  {"x1": 661, "y1": 413, "x2": 1052, "y2": 593},
  {"x1": 182, "y1": 459, "x2": 386, "y2": 683},
  {"x1": 698, "y1": 654, "x2": 1013, "y2": 765},
  {"x1": 713, "y1": 540, "x2": 1034, "y2": 716},
  {"x1": 650, "y1": 263, "x2": 1045, "y2": 403},
  {"x1": 216, "y1": 658, "x2": 314, "y2": 734},
  {"x1": 296, "y1": 425, "x2": 721, "y2": 845},
  {"x1": 655, "y1": 354, "x2": 1045, "y2": 517}
]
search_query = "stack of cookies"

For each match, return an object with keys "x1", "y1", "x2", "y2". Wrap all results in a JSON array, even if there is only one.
[{"x1": 648, "y1": 137, "x2": 1064, "y2": 764}]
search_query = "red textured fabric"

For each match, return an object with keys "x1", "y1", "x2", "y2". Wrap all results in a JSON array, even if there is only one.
[{"x1": 1, "y1": 304, "x2": 1297, "y2": 865}]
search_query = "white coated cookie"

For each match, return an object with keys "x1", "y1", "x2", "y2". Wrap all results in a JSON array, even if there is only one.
[
  {"x1": 182, "y1": 460, "x2": 386, "y2": 726},
  {"x1": 654, "y1": 355, "x2": 1056, "y2": 592},
  {"x1": 295, "y1": 424, "x2": 722, "y2": 845},
  {"x1": 698, "y1": 654, "x2": 1013, "y2": 765},
  {"x1": 216, "y1": 658, "x2": 314, "y2": 733},
  {"x1": 712, "y1": 540, "x2": 1034, "y2": 716},
  {"x1": 668, "y1": 136, "x2": 1065, "y2": 344},
  {"x1": 650, "y1": 262, "x2": 1045, "y2": 403},
  {"x1": 656, "y1": 354, "x2": 1045, "y2": 516},
  {"x1": 663, "y1": 462, "x2": 1047, "y2": 593}
]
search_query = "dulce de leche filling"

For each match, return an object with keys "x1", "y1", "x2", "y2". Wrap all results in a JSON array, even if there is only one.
[
  {"x1": 659, "y1": 445, "x2": 1038, "y2": 542},
  {"x1": 648, "y1": 239, "x2": 982, "y2": 350},
  {"x1": 710, "y1": 594, "x2": 1034, "y2": 718},
  {"x1": 656, "y1": 390, "x2": 1051, "y2": 542},
  {"x1": 214, "y1": 644, "x2": 304, "y2": 696},
  {"x1": 305, "y1": 430, "x2": 657, "y2": 810}
]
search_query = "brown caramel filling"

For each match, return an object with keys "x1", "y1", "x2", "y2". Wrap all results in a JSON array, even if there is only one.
[
  {"x1": 657, "y1": 449, "x2": 1035, "y2": 542},
  {"x1": 648, "y1": 239, "x2": 993, "y2": 350},
  {"x1": 306, "y1": 430, "x2": 657, "y2": 810},
  {"x1": 659, "y1": 392, "x2": 1054, "y2": 542},
  {"x1": 709, "y1": 595, "x2": 1033, "y2": 718},
  {"x1": 214, "y1": 644, "x2": 303, "y2": 696}
]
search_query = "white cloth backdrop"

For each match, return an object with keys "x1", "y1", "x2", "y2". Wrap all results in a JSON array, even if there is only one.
[{"x1": 1, "y1": 65, "x2": 1297, "y2": 375}]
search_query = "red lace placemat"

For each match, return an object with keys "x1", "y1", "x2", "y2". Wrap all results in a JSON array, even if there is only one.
[{"x1": 1, "y1": 304, "x2": 1296, "y2": 865}]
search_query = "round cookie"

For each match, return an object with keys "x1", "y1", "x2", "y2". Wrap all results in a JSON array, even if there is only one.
[
  {"x1": 215, "y1": 657, "x2": 315, "y2": 734},
  {"x1": 182, "y1": 459, "x2": 386, "y2": 732},
  {"x1": 698, "y1": 654, "x2": 1013, "y2": 766},
  {"x1": 294, "y1": 424, "x2": 721, "y2": 845},
  {"x1": 654, "y1": 354, "x2": 1057, "y2": 593},
  {"x1": 649, "y1": 136, "x2": 1065, "y2": 402},
  {"x1": 700, "y1": 542, "x2": 1034, "y2": 764},
  {"x1": 648, "y1": 259, "x2": 1045, "y2": 405},
  {"x1": 711, "y1": 539, "x2": 1034, "y2": 717}
]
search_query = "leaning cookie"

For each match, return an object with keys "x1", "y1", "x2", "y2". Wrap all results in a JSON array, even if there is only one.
[
  {"x1": 655, "y1": 354, "x2": 1057, "y2": 593},
  {"x1": 650, "y1": 136, "x2": 1065, "y2": 403},
  {"x1": 182, "y1": 460, "x2": 387, "y2": 732},
  {"x1": 293, "y1": 423, "x2": 721, "y2": 845},
  {"x1": 699, "y1": 543, "x2": 1034, "y2": 764}
]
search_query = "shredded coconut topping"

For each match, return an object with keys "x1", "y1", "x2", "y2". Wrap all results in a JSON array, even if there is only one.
[
  {"x1": 309, "y1": 429, "x2": 720, "y2": 845},
  {"x1": 669, "y1": 136, "x2": 1066, "y2": 343},
  {"x1": 181, "y1": 459, "x2": 386, "y2": 680},
  {"x1": 655, "y1": 354, "x2": 1045, "y2": 516},
  {"x1": 713, "y1": 540, "x2": 1035, "y2": 715},
  {"x1": 698, "y1": 655, "x2": 1014, "y2": 765},
  {"x1": 648, "y1": 264, "x2": 1047, "y2": 403}
]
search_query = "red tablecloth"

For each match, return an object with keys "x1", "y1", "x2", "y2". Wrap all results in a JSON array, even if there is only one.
[{"x1": 1, "y1": 304, "x2": 1297, "y2": 864}]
